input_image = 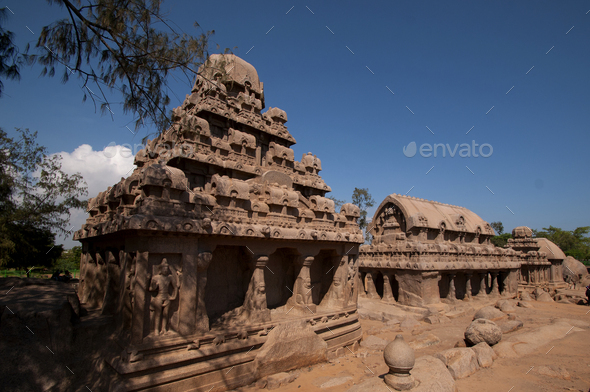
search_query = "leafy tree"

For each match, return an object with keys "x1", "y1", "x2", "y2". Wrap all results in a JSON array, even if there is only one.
[
  {"x1": 491, "y1": 233, "x2": 512, "y2": 248},
  {"x1": 490, "y1": 221, "x2": 504, "y2": 235},
  {"x1": 2, "y1": 223, "x2": 63, "y2": 276},
  {"x1": 533, "y1": 226, "x2": 590, "y2": 261},
  {"x1": 0, "y1": 128, "x2": 87, "y2": 269},
  {"x1": 0, "y1": 7, "x2": 22, "y2": 97},
  {"x1": 53, "y1": 245, "x2": 82, "y2": 272},
  {"x1": 351, "y1": 187, "x2": 375, "y2": 244},
  {"x1": 23, "y1": 0, "x2": 213, "y2": 133}
]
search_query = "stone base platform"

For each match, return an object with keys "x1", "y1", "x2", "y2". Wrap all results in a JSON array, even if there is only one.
[{"x1": 107, "y1": 309, "x2": 362, "y2": 392}]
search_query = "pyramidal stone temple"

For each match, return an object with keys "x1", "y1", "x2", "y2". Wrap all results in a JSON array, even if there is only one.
[
  {"x1": 74, "y1": 55, "x2": 567, "y2": 392},
  {"x1": 74, "y1": 54, "x2": 364, "y2": 391}
]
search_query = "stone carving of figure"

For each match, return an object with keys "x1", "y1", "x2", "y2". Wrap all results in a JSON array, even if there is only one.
[
  {"x1": 296, "y1": 277, "x2": 313, "y2": 305},
  {"x1": 238, "y1": 265, "x2": 270, "y2": 323},
  {"x1": 148, "y1": 259, "x2": 180, "y2": 335},
  {"x1": 322, "y1": 256, "x2": 350, "y2": 309},
  {"x1": 123, "y1": 256, "x2": 137, "y2": 330}
]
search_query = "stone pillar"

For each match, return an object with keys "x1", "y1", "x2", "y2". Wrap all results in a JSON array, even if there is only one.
[
  {"x1": 365, "y1": 271, "x2": 380, "y2": 299},
  {"x1": 287, "y1": 256, "x2": 316, "y2": 313},
  {"x1": 382, "y1": 273, "x2": 396, "y2": 303},
  {"x1": 194, "y1": 252, "x2": 212, "y2": 333},
  {"x1": 240, "y1": 255, "x2": 271, "y2": 323},
  {"x1": 490, "y1": 272, "x2": 500, "y2": 296},
  {"x1": 505, "y1": 270, "x2": 518, "y2": 296},
  {"x1": 446, "y1": 273, "x2": 456, "y2": 301},
  {"x1": 102, "y1": 250, "x2": 120, "y2": 315},
  {"x1": 78, "y1": 251, "x2": 88, "y2": 302},
  {"x1": 321, "y1": 255, "x2": 348, "y2": 309},
  {"x1": 464, "y1": 273, "x2": 473, "y2": 301},
  {"x1": 132, "y1": 250, "x2": 149, "y2": 345},
  {"x1": 477, "y1": 272, "x2": 488, "y2": 297}
]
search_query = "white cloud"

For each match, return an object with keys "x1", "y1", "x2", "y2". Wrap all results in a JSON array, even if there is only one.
[{"x1": 54, "y1": 144, "x2": 136, "y2": 248}]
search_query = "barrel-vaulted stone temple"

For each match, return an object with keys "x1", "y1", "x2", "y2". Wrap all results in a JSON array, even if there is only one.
[
  {"x1": 74, "y1": 54, "x2": 364, "y2": 391},
  {"x1": 358, "y1": 194, "x2": 566, "y2": 307}
]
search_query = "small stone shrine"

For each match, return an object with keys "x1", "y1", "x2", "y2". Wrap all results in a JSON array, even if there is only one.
[
  {"x1": 74, "y1": 54, "x2": 364, "y2": 391},
  {"x1": 506, "y1": 226, "x2": 566, "y2": 290}
]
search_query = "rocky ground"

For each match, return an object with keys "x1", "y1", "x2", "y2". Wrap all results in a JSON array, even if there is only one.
[
  {"x1": 1, "y1": 277, "x2": 589, "y2": 392},
  {"x1": 236, "y1": 292, "x2": 590, "y2": 392}
]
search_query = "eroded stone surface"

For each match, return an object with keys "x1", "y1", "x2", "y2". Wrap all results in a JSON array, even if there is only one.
[
  {"x1": 469, "y1": 342, "x2": 496, "y2": 368},
  {"x1": 531, "y1": 365, "x2": 571, "y2": 380},
  {"x1": 434, "y1": 348, "x2": 480, "y2": 380},
  {"x1": 360, "y1": 335, "x2": 388, "y2": 351},
  {"x1": 409, "y1": 333, "x2": 442, "y2": 350},
  {"x1": 254, "y1": 320, "x2": 327, "y2": 378},
  {"x1": 465, "y1": 318, "x2": 502, "y2": 346},
  {"x1": 500, "y1": 319, "x2": 524, "y2": 334},
  {"x1": 473, "y1": 306, "x2": 507, "y2": 322},
  {"x1": 495, "y1": 299, "x2": 517, "y2": 313},
  {"x1": 494, "y1": 321, "x2": 583, "y2": 358}
]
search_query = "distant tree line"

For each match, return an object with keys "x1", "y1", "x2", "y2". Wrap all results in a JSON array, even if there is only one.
[{"x1": 490, "y1": 221, "x2": 590, "y2": 264}]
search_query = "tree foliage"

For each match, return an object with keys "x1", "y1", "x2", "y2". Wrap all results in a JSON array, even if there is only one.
[
  {"x1": 491, "y1": 233, "x2": 512, "y2": 248},
  {"x1": 0, "y1": 128, "x2": 87, "y2": 268},
  {"x1": 490, "y1": 221, "x2": 504, "y2": 235},
  {"x1": 533, "y1": 226, "x2": 590, "y2": 261},
  {"x1": 53, "y1": 245, "x2": 82, "y2": 272},
  {"x1": 0, "y1": 7, "x2": 22, "y2": 97},
  {"x1": 351, "y1": 187, "x2": 375, "y2": 244},
  {"x1": 1, "y1": 224, "x2": 63, "y2": 274},
  {"x1": 25, "y1": 0, "x2": 212, "y2": 133}
]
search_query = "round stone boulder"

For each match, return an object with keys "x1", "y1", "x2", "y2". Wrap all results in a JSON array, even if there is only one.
[
  {"x1": 563, "y1": 256, "x2": 587, "y2": 280},
  {"x1": 495, "y1": 300, "x2": 517, "y2": 313},
  {"x1": 465, "y1": 319, "x2": 502, "y2": 346},
  {"x1": 472, "y1": 305, "x2": 507, "y2": 322}
]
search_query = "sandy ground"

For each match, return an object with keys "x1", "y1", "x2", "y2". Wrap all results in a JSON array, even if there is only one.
[
  {"x1": 234, "y1": 295, "x2": 590, "y2": 392},
  {"x1": 2, "y1": 278, "x2": 588, "y2": 392}
]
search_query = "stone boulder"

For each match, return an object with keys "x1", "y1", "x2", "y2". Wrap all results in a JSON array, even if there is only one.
[
  {"x1": 469, "y1": 342, "x2": 497, "y2": 368},
  {"x1": 465, "y1": 319, "x2": 502, "y2": 346},
  {"x1": 360, "y1": 335, "x2": 388, "y2": 351},
  {"x1": 434, "y1": 348, "x2": 480, "y2": 379},
  {"x1": 500, "y1": 319, "x2": 524, "y2": 334},
  {"x1": 495, "y1": 299, "x2": 516, "y2": 313},
  {"x1": 400, "y1": 316, "x2": 421, "y2": 331},
  {"x1": 520, "y1": 291, "x2": 533, "y2": 301},
  {"x1": 563, "y1": 256, "x2": 588, "y2": 281},
  {"x1": 535, "y1": 290, "x2": 554, "y2": 303},
  {"x1": 409, "y1": 333, "x2": 441, "y2": 350},
  {"x1": 472, "y1": 306, "x2": 507, "y2": 322},
  {"x1": 253, "y1": 320, "x2": 327, "y2": 378},
  {"x1": 518, "y1": 301, "x2": 534, "y2": 308}
]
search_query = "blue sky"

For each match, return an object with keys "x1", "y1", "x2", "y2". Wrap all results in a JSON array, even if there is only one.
[{"x1": 2, "y1": 1, "x2": 589, "y2": 248}]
